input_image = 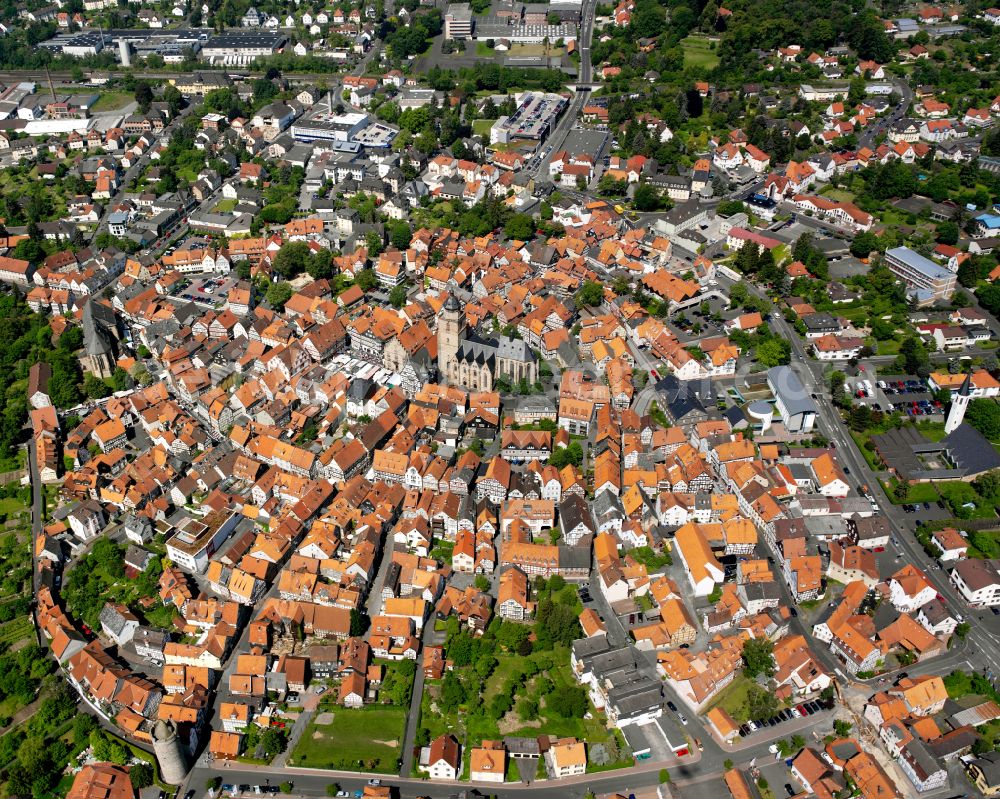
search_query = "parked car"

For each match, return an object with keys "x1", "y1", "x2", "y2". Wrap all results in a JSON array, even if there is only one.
[
  {"x1": 785, "y1": 784, "x2": 796, "y2": 797},
  {"x1": 667, "y1": 701, "x2": 678, "y2": 712}
]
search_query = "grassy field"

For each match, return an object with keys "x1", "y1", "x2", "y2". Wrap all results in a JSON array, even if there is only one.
[
  {"x1": 819, "y1": 186, "x2": 856, "y2": 203},
  {"x1": 0, "y1": 498, "x2": 28, "y2": 519},
  {"x1": 680, "y1": 36, "x2": 720, "y2": 69},
  {"x1": 213, "y1": 198, "x2": 238, "y2": 213},
  {"x1": 290, "y1": 705, "x2": 406, "y2": 773},
  {"x1": 473, "y1": 119, "x2": 493, "y2": 136},
  {"x1": 509, "y1": 43, "x2": 565, "y2": 56},
  {"x1": 882, "y1": 478, "x2": 940, "y2": 505},
  {"x1": 91, "y1": 92, "x2": 133, "y2": 113},
  {"x1": 876, "y1": 339, "x2": 901, "y2": 355},
  {"x1": 706, "y1": 675, "x2": 754, "y2": 723},
  {"x1": 937, "y1": 481, "x2": 998, "y2": 519},
  {"x1": 914, "y1": 420, "x2": 947, "y2": 442}
]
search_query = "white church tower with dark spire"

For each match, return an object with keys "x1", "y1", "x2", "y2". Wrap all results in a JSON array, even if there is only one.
[{"x1": 944, "y1": 373, "x2": 972, "y2": 434}]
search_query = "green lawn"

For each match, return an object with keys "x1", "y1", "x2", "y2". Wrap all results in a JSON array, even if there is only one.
[
  {"x1": 142, "y1": 602, "x2": 178, "y2": 630},
  {"x1": 882, "y1": 478, "x2": 940, "y2": 505},
  {"x1": 476, "y1": 41, "x2": 494, "y2": 57},
  {"x1": 838, "y1": 306, "x2": 870, "y2": 325},
  {"x1": 0, "y1": 498, "x2": 29, "y2": 519},
  {"x1": 937, "y1": 481, "x2": 998, "y2": 519},
  {"x1": 679, "y1": 36, "x2": 720, "y2": 69},
  {"x1": 876, "y1": 339, "x2": 901, "y2": 356},
  {"x1": 91, "y1": 92, "x2": 133, "y2": 113},
  {"x1": 213, "y1": 198, "x2": 237, "y2": 213},
  {"x1": 966, "y1": 529, "x2": 1000, "y2": 559},
  {"x1": 914, "y1": 420, "x2": 946, "y2": 442},
  {"x1": 819, "y1": 187, "x2": 856, "y2": 203},
  {"x1": 0, "y1": 450, "x2": 25, "y2": 474},
  {"x1": 290, "y1": 705, "x2": 406, "y2": 773},
  {"x1": 706, "y1": 675, "x2": 754, "y2": 723},
  {"x1": 473, "y1": 119, "x2": 493, "y2": 136}
]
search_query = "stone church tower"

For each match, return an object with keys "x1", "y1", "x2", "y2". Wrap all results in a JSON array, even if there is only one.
[
  {"x1": 151, "y1": 719, "x2": 187, "y2": 785},
  {"x1": 437, "y1": 294, "x2": 463, "y2": 383}
]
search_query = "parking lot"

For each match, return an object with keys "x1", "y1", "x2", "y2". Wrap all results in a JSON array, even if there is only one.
[
  {"x1": 848, "y1": 374, "x2": 943, "y2": 419},
  {"x1": 176, "y1": 274, "x2": 239, "y2": 307},
  {"x1": 735, "y1": 698, "x2": 833, "y2": 739}
]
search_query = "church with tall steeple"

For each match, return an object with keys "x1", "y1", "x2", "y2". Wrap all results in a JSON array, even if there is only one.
[
  {"x1": 944, "y1": 373, "x2": 972, "y2": 434},
  {"x1": 436, "y1": 294, "x2": 538, "y2": 392}
]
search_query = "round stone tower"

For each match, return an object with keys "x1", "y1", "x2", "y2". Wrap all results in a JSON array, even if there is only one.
[{"x1": 151, "y1": 719, "x2": 187, "y2": 785}]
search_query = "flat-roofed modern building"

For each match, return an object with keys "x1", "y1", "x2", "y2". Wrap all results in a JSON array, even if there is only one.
[
  {"x1": 292, "y1": 109, "x2": 370, "y2": 143},
  {"x1": 767, "y1": 365, "x2": 817, "y2": 433},
  {"x1": 445, "y1": 3, "x2": 473, "y2": 39},
  {"x1": 490, "y1": 91, "x2": 567, "y2": 144},
  {"x1": 884, "y1": 246, "x2": 956, "y2": 305}
]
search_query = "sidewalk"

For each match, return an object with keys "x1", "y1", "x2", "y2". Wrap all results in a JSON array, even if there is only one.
[{"x1": 274, "y1": 691, "x2": 324, "y2": 768}]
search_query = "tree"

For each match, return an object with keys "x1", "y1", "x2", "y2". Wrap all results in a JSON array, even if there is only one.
[
  {"x1": 756, "y1": 338, "x2": 790, "y2": 367},
  {"x1": 129, "y1": 763, "x2": 153, "y2": 790},
  {"x1": 261, "y1": 728, "x2": 285, "y2": 759},
  {"x1": 504, "y1": 213, "x2": 534, "y2": 241},
  {"x1": 365, "y1": 230, "x2": 383, "y2": 257},
  {"x1": 850, "y1": 230, "x2": 881, "y2": 258},
  {"x1": 355, "y1": 268, "x2": 377, "y2": 292},
  {"x1": 548, "y1": 685, "x2": 587, "y2": 717},
  {"x1": 724, "y1": 759, "x2": 734, "y2": 770},
  {"x1": 575, "y1": 280, "x2": 604, "y2": 307},
  {"x1": 134, "y1": 82, "x2": 153, "y2": 112},
  {"x1": 389, "y1": 285, "x2": 408, "y2": 308},
  {"x1": 83, "y1": 373, "x2": 110, "y2": 399},
  {"x1": 273, "y1": 241, "x2": 312, "y2": 279},
  {"x1": 742, "y1": 637, "x2": 775, "y2": 679},
  {"x1": 265, "y1": 281, "x2": 293, "y2": 311},
  {"x1": 439, "y1": 671, "x2": 466, "y2": 713},
  {"x1": 833, "y1": 719, "x2": 853, "y2": 737},
  {"x1": 746, "y1": 683, "x2": 778, "y2": 721},
  {"x1": 899, "y1": 336, "x2": 929, "y2": 375},
  {"x1": 935, "y1": 221, "x2": 959, "y2": 246},
  {"x1": 252, "y1": 77, "x2": 279, "y2": 106},
  {"x1": 388, "y1": 221, "x2": 412, "y2": 250},
  {"x1": 966, "y1": 399, "x2": 1000, "y2": 441},
  {"x1": 108, "y1": 366, "x2": 129, "y2": 392},
  {"x1": 549, "y1": 441, "x2": 583, "y2": 469},
  {"x1": 634, "y1": 183, "x2": 660, "y2": 212},
  {"x1": 163, "y1": 83, "x2": 183, "y2": 115},
  {"x1": 349, "y1": 608, "x2": 368, "y2": 636},
  {"x1": 659, "y1": 769, "x2": 671, "y2": 784},
  {"x1": 717, "y1": 200, "x2": 746, "y2": 217}
]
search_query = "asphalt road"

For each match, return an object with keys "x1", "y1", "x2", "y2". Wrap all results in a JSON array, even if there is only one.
[
  {"x1": 735, "y1": 277, "x2": 1000, "y2": 665},
  {"x1": 92, "y1": 101, "x2": 200, "y2": 242},
  {"x1": 530, "y1": 0, "x2": 597, "y2": 180}
]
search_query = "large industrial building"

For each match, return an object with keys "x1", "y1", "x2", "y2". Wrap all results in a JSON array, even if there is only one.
[{"x1": 490, "y1": 91, "x2": 567, "y2": 144}]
